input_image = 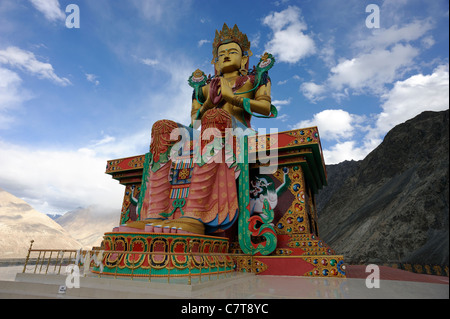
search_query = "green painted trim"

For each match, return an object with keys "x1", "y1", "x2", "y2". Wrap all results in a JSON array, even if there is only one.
[{"x1": 136, "y1": 152, "x2": 151, "y2": 222}]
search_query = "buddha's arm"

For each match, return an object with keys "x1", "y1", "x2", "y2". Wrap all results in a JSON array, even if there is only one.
[
  {"x1": 221, "y1": 78, "x2": 272, "y2": 116},
  {"x1": 191, "y1": 85, "x2": 215, "y2": 126},
  {"x1": 248, "y1": 81, "x2": 272, "y2": 116},
  {"x1": 191, "y1": 98, "x2": 202, "y2": 126}
]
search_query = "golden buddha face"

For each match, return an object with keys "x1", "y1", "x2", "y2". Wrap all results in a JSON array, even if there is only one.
[{"x1": 215, "y1": 42, "x2": 248, "y2": 75}]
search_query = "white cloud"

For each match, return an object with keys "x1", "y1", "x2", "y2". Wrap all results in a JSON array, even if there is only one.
[
  {"x1": 90, "y1": 134, "x2": 116, "y2": 147},
  {"x1": 131, "y1": 0, "x2": 164, "y2": 22},
  {"x1": 85, "y1": 73, "x2": 100, "y2": 86},
  {"x1": 328, "y1": 44, "x2": 419, "y2": 94},
  {"x1": 421, "y1": 36, "x2": 435, "y2": 49},
  {"x1": 0, "y1": 46, "x2": 71, "y2": 86},
  {"x1": 130, "y1": 0, "x2": 191, "y2": 27},
  {"x1": 311, "y1": 19, "x2": 435, "y2": 101},
  {"x1": 263, "y1": 6, "x2": 315, "y2": 63},
  {"x1": 323, "y1": 141, "x2": 371, "y2": 165},
  {"x1": 0, "y1": 68, "x2": 21, "y2": 115},
  {"x1": 29, "y1": 0, "x2": 65, "y2": 22},
  {"x1": 141, "y1": 58, "x2": 159, "y2": 67},
  {"x1": 300, "y1": 82, "x2": 326, "y2": 103},
  {"x1": 320, "y1": 65, "x2": 449, "y2": 164},
  {"x1": 0, "y1": 125, "x2": 155, "y2": 215},
  {"x1": 198, "y1": 39, "x2": 210, "y2": 47},
  {"x1": 86, "y1": 130, "x2": 150, "y2": 160},
  {"x1": 292, "y1": 108, "x2": 382, "y2": 164},
  {"x1": 272, "y1": 98, "x2": 291, "y2": 112},
  {"x1": 138, "y1": 54, "x2": 195, "y2": 125},
  {"x1": 380, "y1": 0, "x2": 410, "y2": 24},
  {"x1": 132, "y1": 51, "x2": 194, "y2": 126},
  {"x1": 292, "y1": 109, "x2": 356, "y2": 141},
  {"x1": 0, "y1": 67, "x2": 32, "y2": 129},
  {"x1": 318, "y1": 37, "x2": 336, "y2": 68},
  {"x1": 273, "y1": 0, "x2": 290, "y2": 6},
  {"x1": 0, "y1": 67, "x2": 22, "y2": 101},
  {"x1": 0, "y1": 47, "x2": 71, "y2": 129},
  {"x1": 0, "y1": 139, "x2": 124, "y2": 214},
  {"x1": 250, "y1": 32, "x2": 261, "y2": 49},
  {"x1": 272, "y1": 99, "x2": 291, "y2": 105},
  {"x1": 275, "y1": 113, "x2": 289, "y2": 122},
  {"x1": 355, "y1": 19, "x2": 434, "y2": 51},
  {"x1": 374, "y1": 64, "x2": 449, "y2": 137}
]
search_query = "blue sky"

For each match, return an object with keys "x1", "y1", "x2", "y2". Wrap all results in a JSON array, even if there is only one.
[{"x1": 0, "y1": 0, "x2": 448, "y2": 215}]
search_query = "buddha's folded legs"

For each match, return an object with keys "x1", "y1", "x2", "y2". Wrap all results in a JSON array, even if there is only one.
[
  {"x1": 183, "y1": 152, "x2": 238, "y2": 234},
  {"x1": 125, "y1": 110, "x2": 242, "y2": 235},
  {"x1": 140, "y1": 160, "x2": 172, "y2": 220},
  {"x1": 180, "y1": 109, "x2": 239, "y2": 234},
  {"x1": 139, "y1": 119, "x2": 181, "y2": 221}
]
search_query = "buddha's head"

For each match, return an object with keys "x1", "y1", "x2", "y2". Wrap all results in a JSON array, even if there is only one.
[{"x1": 212, "y1": 23, "x2": 252, "y2": 76}]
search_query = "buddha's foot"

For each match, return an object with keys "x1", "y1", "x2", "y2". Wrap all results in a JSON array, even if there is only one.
[
  {"x1": 146, "y1": 218, "x2": 205, "y2": 235},
  {"x1": 123, "y1": 218, "x2": 165, "y2": 230}
]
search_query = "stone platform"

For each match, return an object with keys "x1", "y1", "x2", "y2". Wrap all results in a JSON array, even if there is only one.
[{"x1": 1, "y1": 269, "x2": 447, "y2": 299}]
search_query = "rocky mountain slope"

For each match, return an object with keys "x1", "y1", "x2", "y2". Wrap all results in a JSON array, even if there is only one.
[
  {"x1": 55, "y1": 206, "x2": 118, "y2": 249},
  {"x1": 317, "y1": 110, "x2": 449, "y2": 266},
  {"x1": 0, "y1": 188, "x2": 82, "y2": 259}
]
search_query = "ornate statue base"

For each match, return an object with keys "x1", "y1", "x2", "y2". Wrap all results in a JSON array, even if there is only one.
[
  {"x1": 92, "y1": 233, "x2": 345, "y2": 278},
  {"x1": 91, "y1": 232, "x2": 234, "y2": 278},
  {"x1": 101, "y1": 127, "x2": 346, "y2": 278}
]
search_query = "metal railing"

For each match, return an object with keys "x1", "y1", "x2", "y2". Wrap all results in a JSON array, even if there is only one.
[{"x1": 22, "y1": 240, "x2": 254, "y2": 285}]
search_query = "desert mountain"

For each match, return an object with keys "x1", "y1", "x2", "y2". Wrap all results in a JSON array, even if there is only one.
[
  {"x1": 317, "y1": 110, "x2": 449, "y2": 266},
  {"x1": 55, "y1": 206, "x2": 119, "y2": 249},
  {"x1": 0, "y1": 188, "x2": 83, "y2": 259}
]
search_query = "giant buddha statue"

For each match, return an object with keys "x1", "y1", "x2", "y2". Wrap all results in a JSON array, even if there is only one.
[
  {"x1": 124, "y1": 24, "x2": 277, "y2": 235},
  {"x1": 100, "y1": 24, "x2": 344, "y2": 279}
]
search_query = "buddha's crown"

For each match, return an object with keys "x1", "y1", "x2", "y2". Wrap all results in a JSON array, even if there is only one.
[{"x1": 212, "y1": 23, "x2": 252, "y2": 64}]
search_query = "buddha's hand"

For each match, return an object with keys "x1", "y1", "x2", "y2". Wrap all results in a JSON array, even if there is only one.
[
  {"x1": 209, "y1": 77, "x2": 222, "y2": 105},
  {"x1": 219, "y1": 77, "x2": 234, "y2": 103}
]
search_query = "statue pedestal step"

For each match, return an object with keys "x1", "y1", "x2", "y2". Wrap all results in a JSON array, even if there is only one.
[
  {"x1": 236, "y1": 254, "x2": 346, "y2": 277},
  {"x1": 230, "y1": 234, "x2": 346, "y2": 277}
]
